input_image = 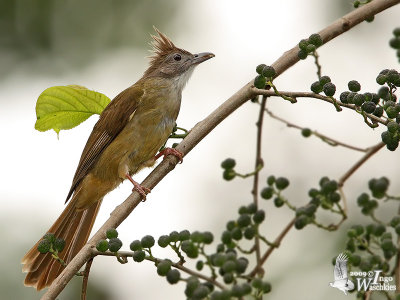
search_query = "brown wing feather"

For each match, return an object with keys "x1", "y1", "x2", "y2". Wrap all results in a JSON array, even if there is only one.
[{"x1": 65, "y1": 85, "x2": 144, "y2": 202}]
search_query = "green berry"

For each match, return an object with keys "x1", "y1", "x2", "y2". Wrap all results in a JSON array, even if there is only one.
[
  {"x1": 352, "y1": 225, "x2": 364, "y2": 235},
  {"x1": 223, "y1": 169, "x2": 236, "y2": 181},
  {"x1": 253, "y1": 210, "x2": 266, "y2": 224},
  {"x1": 371, "y1": 93, "x2": 380, "y2": 104},
  {"x1": 108, "y1": 238, "x2": 122, "y2": 252},
  {"x1": 223, "y1": 272, "x2": 234, "y2": 284},
  {"x1": 185, "y1": 277, "x2": 200, "y2": 298},
  {"x1": 262, "y1": 65, "x2": 276, "y2": 78},
  {"x1": 274, "y1": 197, "x2": 284, "y2": 207},
  {"x1": 311, "y1": 81, "x2": 323, "y2": 94},
  {"x1": 386, "y1": 106, "x2": 399, "y2": 119},
  {"x1": 373, "y1": 106, "x2": 384, "y2": 117},
  {"x1": 353, "y1": 0, "x2": 360, "y2": 8},
  {"x1": 53, "y1": 238, "x2": 66, "y2": 252},
  {"x1": 378, "y1": 86, "x2": 390, "y2": 99},
  {"x1": 298, "y1": 39, "x2": 308, "y2": 50},
  {"x1": 37, "y1": 239, "x2": 51, "y2": 254},
  {"x1": 256, "y1": 64, "x2": 266, "y2": 75},
  {"x1": 238, "y1": 206, "x2": 248, "y2": 214},
  {"x1": 340, "y1": 91, "x2": 349, "y2": 103},
  {"x1": 181, "y1": 241, "x2": 199, "y2": 258},
  {"x1": 236, "y1": 257, "x2": 249, "y2": 273},
  {"x1": 203, "y1": 231, "x2": 214, "y2": 244},
  {"x1": 373, "y1": 224, "x2": 386, "y2": 236},
  {"x1": 298, "y1": 49, "x2": 308, "y2": 60},
  {"x1": 361, "y1": 101, "x2": 376, "y2": 113},
  {"x1": 237, "y1": 214, "x2": 251, "y2": 227},
  {"x1": 395, "y1": 224, "x2": 400, "y2": 235},
  {"x1": 226, "y1": 220, "x2": 236, "y2": 231},
  {"x1": 169, "y1": 231, "x2": 179, "y2": 242},
  {"x1": 393, "y1": 28, "x2": 400, "y2": 37},
  {"x1": 177, "y1": 230, "x2": 190, "y2": 241},
  {"x1": 261, "y1": 281, "x2": 272, "y2": 293},
  {"x1": 106, "y1": 228, "x2": 118, "y2": 239},
  {"x1": 252, "y1": 278, "x2": 263, "y2": 289},
  {"x1": 221, "y1": 158, "x2": 236, "y2": 169},
  {"x1": 321, "y1": 180, "x2": 338, "y2": 194},
  {"x1": 157, "y1": 259, "x2": 172, "y2": 276},
  {"x1": 43, "y1": 233, "x2": 55, "y2": 243},
  {"x1": 349, "y1": 254, "x2": 361, "y2": 266},
  {"x1": 353, "y1": 93, "x2": 365, "y2": 106},
  {"x1": 221, "y1": 231, "x2": 232, "y2": 244},
  {"x1": 244, "y1": 227, "x2": 256, "y2": 239},
  {"x1": 357, "y1": 193, "x2": 369, "y2": 206},
  {"x1": 141, "y1": 235, "x2": 155, "y2": 248},
  {"x1": 222, "y1": 260, "x2": 236, "y2": 273},
  {"x1": 387, "y1": 121, "x2": 399, "y2": 133},
  {"x1": 261, "y1": 187, "x2": 274, "y2": 199},
  {"x1": 212, "y1": 253, "x2": 226, "y2": 266},
  {"x1": 231, "y1": 227, "x2": 243, "y2": 240},
  {"x1": 346, "y1": 92, "x2": 356, "y2": 104},
  {"x1": 254, "y1": 75, "x2": 266, "y2": 89},
  {"x1": 390, "y1": 216, "x2": 400, "y2": 227},
  {"x1": 306, "y1": 44, "x2": 316, "y2": 53},
  {"x1": 157, "y1": 235, "x2": 170, "y2": 248},
  {"x1": 295, "y1": 215, "x2": 309, "y2": 230},
  {"x1": 365, "y1": 15, "x2": 374, "y2": 22},
  {"x1": 275, "y1": 177, "x2": 289, "y2": 190},
  {"x1": 267, "y1": 175, "x2": 275, "y2": 185},
  {"x1": 247, "y1": 203, "x2": 257, "y2": 214},
  {"x1": 348, "y1": 80, "x2": 361, "y2": 92},
  {"x1": 96, "y1": 239, "x2": 109, "y2": 252},
  {"x1": 166, "y1": 269, "x2": 180, "y2": 284},
  {"x1": 190, "y1": 231, "x2": 203, "y2": 243},
  {"x1": 323, "y1": 82, "x2": 336, "y2": 96},
  {"x1": 130, "y1": 240, "x2": 142, "y2": 251},
  {"x1": 231, "y1": 284, "x2": 244, "y2": 297},
  {"x1": 309, "y1": 33, "x2": 323, "y2": 47},
  {"x1": 390, "y1": 38, "x2": 400, "y2": 49},
  {"x1": 319, "y1": 76, "x2": 331, "y2": 86},
  {"x1": 376, "y1": 74, "x2": 387, "y2": 85},
  {"x1": 132, "y1": 250, "x2": 146, "y2": 262},
  {"x1": 301, "y1": 128, "x2": 312, "y2": 137}
]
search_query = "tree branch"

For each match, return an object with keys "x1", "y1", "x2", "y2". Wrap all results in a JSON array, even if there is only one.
[{"x1": 41, "y1": 1, "x2": 400, "y2": 298}]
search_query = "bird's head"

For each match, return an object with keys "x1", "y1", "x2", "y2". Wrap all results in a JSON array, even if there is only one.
[{"x1": 143, "y1": 27, "x2": 214, "y2": 86}]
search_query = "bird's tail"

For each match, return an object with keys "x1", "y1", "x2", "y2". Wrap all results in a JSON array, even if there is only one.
[{"x1": 21, "y1": 191, "x2": 102, "y2": 291}]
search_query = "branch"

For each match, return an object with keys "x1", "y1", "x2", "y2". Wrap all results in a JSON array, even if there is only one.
[
  {"x1": 252, "y1": 96, "x2": 267, "y2": 268},
  {"x1": 252, "y1": 89, "x2": 388, "y2": 126},
  {"x1": 41, "y1": 1, "x2": 400, "y2": 298},
  {"x1": 248, "y1": 218, "x2": 295, "y2": 277}
]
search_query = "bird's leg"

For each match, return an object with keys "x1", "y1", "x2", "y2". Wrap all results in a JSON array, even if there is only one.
[
  {"x1": 125, "y1": 174, "x2": 151, "y2": 200},
  {"x1": 155, "y1": 147, "x2": 183, "y2": 163}
]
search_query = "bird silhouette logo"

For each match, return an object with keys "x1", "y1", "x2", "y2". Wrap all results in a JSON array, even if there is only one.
[{"x1": 329, "y1": 253, "x2": 355, "y2": 295}]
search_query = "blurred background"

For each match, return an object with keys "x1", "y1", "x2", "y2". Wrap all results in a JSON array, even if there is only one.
[{"x1": 1, "y1": 0, "x2": 400, "y2": 299}]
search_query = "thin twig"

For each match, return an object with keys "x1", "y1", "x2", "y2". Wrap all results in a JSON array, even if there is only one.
[
  {"x1": 92, "y1": 250, "x2": 226, "y2": 290},
  {"x1": 42, "y1": 1, "x2": 400, "y2": 298},
  {"x1": 252, "y1": 95, "x2": 267, "y2": 267},
  {"x1": 265, "y1": 107, "x2": 367, "y2": 152},
  {"x1": 80, "y1": 258, "x2": 93, "y2": 300},
  {"x1": 252, "y1": 88, "x2": 387, "y2": 126},
  {"x1": 338, "y1": 142, "x2": 385, "y2": 186},
  {"x1": 248, "y1": 218, "x2": 295, "y2": 277}
]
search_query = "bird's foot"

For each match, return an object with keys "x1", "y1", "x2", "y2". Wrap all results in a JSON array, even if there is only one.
[
  {"x1": 155, "y1": 147, "x2": 183, "y2": 163},
  {"x1": 125, "y1": 174, "x2": 151, "y2": 201}
]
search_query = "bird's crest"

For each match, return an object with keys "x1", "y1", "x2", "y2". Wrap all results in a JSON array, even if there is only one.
[{"x1": 148, "y1": 27, "x2": 177, "y2": 64}]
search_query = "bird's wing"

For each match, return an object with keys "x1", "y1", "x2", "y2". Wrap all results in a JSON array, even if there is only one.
[
  {"x1": 334, "y1": 253, "x2": 349, "y2": 281},
  {"x1": 65, "y1": 85, "x2": 144, "y2": 202}
]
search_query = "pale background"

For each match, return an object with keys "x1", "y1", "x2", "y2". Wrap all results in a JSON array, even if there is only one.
[{"x1": 1, "y1": 0, "x2": 400, "y2": 299}]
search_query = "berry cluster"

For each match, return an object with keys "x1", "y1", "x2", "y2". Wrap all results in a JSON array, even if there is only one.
[
  {"x1": 260, "y1": 175, "x2": 290, "y2": 208},
  {"x1": 96, "y1": 228, "x2": 123, "y2": 252},
  {"x1": 254, "y1": 64, "x2": 276, "y2": 89},
  {"x1": 356, "y1": 177, "x2": 389, "y2": 215},
  {"x1": 310, "y1": 75, "x2": 336, "y2": 96},
  {"x1": 297, "y1": 33, "x2": 323, "y2": 60},
  {"x1": 221, "y1": 158, "x2": 236, "y2": 181},
  {"x1": 37, "y1": 232, "x2": 66, "y2": 255},
  {"x1": 295, "y1": 177, "x2": 341, "y2": 229},
  {"x1": 389, "y1": 27, "x2": 400, "y2": 62}
]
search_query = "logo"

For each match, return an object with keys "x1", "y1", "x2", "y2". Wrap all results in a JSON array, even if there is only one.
[
  {"x1": 329, "y1": 253, "x2": 355, "y2": 295},
  {"x1": 329, "y1": 253, "x2": 396, "y2": 295}
]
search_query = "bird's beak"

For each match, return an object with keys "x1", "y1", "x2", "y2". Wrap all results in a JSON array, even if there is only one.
[{"x1": 191, "y1": 52, "x2": 215, "y2": 65}]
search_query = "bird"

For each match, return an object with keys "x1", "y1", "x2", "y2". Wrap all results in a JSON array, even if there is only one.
[
  {"x1": 21, "y1": 28, "x2": 214, "y2": 290},
  {"x1": 329, "y1": 253, "x2": 355, "y2": 295}
]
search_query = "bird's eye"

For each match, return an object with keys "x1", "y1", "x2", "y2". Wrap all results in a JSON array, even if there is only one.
[{"x1": 173, "y1": 54, "x2": 181, "y2": 61}]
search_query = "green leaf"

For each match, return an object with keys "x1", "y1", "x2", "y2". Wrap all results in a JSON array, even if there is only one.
[{"x1": 35, "y1": 85, "x2": 111, "y2": 135}]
